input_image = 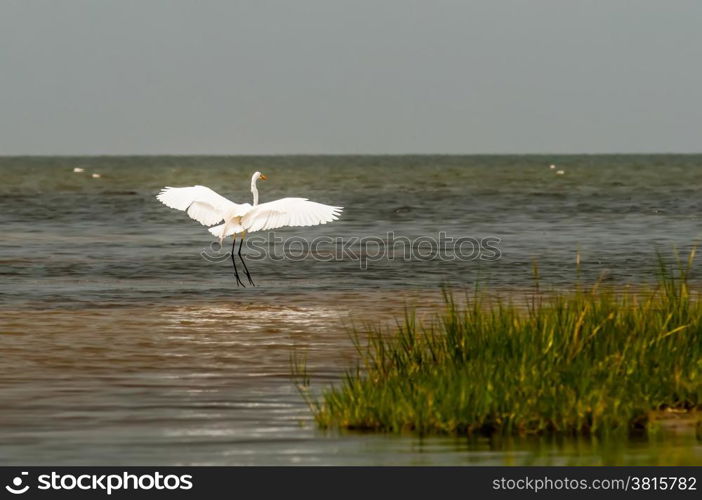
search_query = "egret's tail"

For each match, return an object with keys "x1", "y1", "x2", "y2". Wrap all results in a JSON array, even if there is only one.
[{"x1": 209, "y1": 222, "x2": 245, "y2": 241}]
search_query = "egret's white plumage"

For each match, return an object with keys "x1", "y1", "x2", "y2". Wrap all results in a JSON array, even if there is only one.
[
  {"x1": 156, "y1": 172, "x2": 343, "y2": 241},
  {"x1": 157, "y1": 171, "x2": 342, "y2": 286},
  {"x1": 157, "y1": 185, "x2": 252, "y2": 227},
  {"x1": 209, "y1": 198, "x2": 342, "y2": 237}
]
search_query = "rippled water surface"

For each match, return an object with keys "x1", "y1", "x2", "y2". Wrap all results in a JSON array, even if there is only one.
[{"x1": 1, "y1": 155, "x2": 701, "y2": 464}]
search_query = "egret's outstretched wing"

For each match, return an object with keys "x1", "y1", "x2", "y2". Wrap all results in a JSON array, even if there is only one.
[
  {"x1": 241, "y1": 198, "x2": 343, "y2": 233},
  {"x1": 156, "y1": 185, "x2": 249, "y2": 226}
]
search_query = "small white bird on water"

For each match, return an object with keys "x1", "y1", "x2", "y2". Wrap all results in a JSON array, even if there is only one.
[{"x1": 156, "y1": 171, "x2": 343, "y2": 287}]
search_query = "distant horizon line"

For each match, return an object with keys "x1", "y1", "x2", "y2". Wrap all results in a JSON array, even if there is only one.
[{"x1": 1, "y1": 152, "x2": 701, "y2": 157}]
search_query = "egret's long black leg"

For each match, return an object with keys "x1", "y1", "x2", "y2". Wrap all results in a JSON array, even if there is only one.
[
  {"x1": 231, "y1": 238, "x2": 245, "y2": 287},
  {"x1": 238, "y1": 237, "x2": 255, "y2": 286}
]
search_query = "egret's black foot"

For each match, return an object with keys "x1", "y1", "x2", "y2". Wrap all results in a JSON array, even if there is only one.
[
  {"x1": 243, "y1": 270, "x2": 255, "y2": 287},
  {"x1": 231, "y1": 264, "x2": 246, "y2": 287},
  {"x1": 237, "y1": 238, "x2": 256, "y2": 286},
  {"x1": 231, "y1": 238, "x2": 246, "y2": 288}
]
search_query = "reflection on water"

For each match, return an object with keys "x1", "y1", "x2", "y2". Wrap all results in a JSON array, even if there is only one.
[{"x1": 1, "y1": 155, "x2": 701, "y2": 464}]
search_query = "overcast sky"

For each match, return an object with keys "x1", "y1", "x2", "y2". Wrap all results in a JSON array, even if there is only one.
[{"x1": 1, "y1": 0, "x2": 701, "y2": 155}]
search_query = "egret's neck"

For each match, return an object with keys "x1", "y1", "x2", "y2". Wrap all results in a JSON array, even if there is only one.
[{"x1": 251, "y1": 178, "x2": 259, "y2": 206}]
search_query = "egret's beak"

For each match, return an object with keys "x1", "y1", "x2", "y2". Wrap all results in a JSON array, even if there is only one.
[{"x1": 260, "y1": 174, "x2": 268, "y2": 181}]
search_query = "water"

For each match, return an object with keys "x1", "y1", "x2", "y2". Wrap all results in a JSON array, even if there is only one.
[{"x1": 1, "y1": 155, "x2": 701, "y2": 465}]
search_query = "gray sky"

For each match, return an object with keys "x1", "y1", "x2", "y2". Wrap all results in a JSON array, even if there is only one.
[{"x1": 1, "y1": 0, "x2": 701, "y2": 155}]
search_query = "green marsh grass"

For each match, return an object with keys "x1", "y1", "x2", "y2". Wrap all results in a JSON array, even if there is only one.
[{"x1": 297, "y1": 252, "x2": 702, "y2": 437}]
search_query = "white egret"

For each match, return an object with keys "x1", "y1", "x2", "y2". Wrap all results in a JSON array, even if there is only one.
[
  {"x1": 556, "y1": 169, "x2": 565, "y2": 175},
  {"x1": 73, "y1": 167, "x2": 84, "y2": 173},
  {"x1": 91, "y1": 173, "x2": 101, "y2": 178},
  {"x1": 156, "y1": 171, "x2": 343, "y2": 286}
]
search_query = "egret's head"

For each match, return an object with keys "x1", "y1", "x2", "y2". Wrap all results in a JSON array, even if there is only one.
[{"x1": 252, "y1": 171, "x2": 268, "y2": 182}]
